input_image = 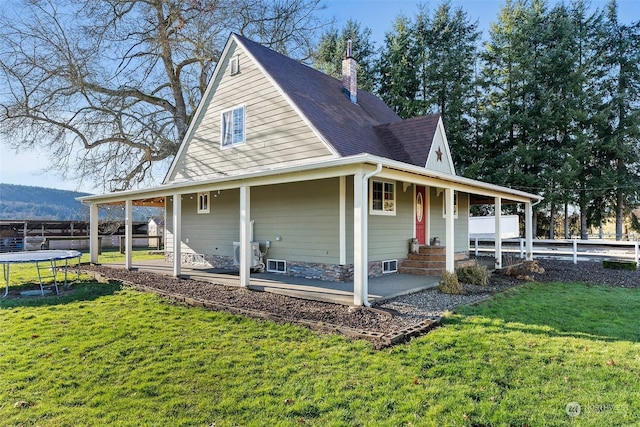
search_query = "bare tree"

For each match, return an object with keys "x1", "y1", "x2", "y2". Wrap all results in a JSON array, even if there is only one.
[{"x1": 0, "y1": 0, "x2": 327, "y2": 191}]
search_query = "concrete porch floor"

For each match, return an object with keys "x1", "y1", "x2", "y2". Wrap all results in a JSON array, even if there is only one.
[{"x1": 102, "y1": 259, "x2": 440, "y2": 306}]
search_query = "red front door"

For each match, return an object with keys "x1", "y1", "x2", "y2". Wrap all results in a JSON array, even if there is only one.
[{"x1": 415, "y1": 186, "x2": 426, "y2": 245}]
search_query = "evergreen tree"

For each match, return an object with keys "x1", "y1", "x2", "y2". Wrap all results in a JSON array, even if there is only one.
[
  {"x1": 478, "y1": 0, "x2": 607, "y2": 238},
  {"x1": 312, "y1": 20, "x2": 377, "y2": 92},
  {"x1": 377, "y1": 16, "x2": 419, "y2": 118},
  {"x1": 567, "y1": 2, "x2": 612, "y2": 239},
  {"x1": 377, "y1": 2, "x2": 479, "y2": 172},
  {"x1": 597, "y1": 0, "x2": 640, "y2": 240},
  {"x1": 413, "y1": 2, "x2": 480, "y2": 174}
]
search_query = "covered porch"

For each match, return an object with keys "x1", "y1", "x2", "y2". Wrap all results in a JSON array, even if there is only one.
[
  {"x1": 79, "y1": 155, "x2": 541, "y2": 307},
  {"x1": 98, "y1": 258, "x2": 440, "y2": 306}
]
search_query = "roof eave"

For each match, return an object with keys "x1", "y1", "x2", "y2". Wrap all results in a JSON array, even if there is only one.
[{"x1": 78, "y1": 154, "x2": 541, "y2": 205}]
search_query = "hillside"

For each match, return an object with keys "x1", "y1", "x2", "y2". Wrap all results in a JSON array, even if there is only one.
[
  {"x1": 0, "y1": 183, "x2": 161, "y2": 221},
  {"x1": 0, "y1": 183, "x2": 91, "y2": 220}
]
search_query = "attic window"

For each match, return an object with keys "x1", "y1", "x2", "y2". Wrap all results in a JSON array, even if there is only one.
[
  {"x1": 229, "y1": 55, "x2": 240, "y2": 75},
  {"x1": 221, "y1": 105, "x2": 245, "y2": 148}
]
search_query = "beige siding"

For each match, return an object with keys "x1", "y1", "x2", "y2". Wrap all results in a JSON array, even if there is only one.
[
  {"x1": 164, "y1": 176, "x2": 419, "y2": 266},
  {"x1": 165, "y1": 190, "x2": 240, "y2": 257},
  {"x1": 368, "y1": 180, "x2": 414, "y2": 260},
  {"x1": 164, "y1": 180, "x2": 343, "y2": 264},
  {"x1": 168, "y1": 41, "x2": 335, "y2": 183},
  {"x1": 428, "y1": 188, "x2": 469, "y2": 252},
  {"x1": 344, "y1": 176, "x2": 354, "y2": 264},
  {"x1": 251, "y1": 179, "x2": 341, "y2": 264}
]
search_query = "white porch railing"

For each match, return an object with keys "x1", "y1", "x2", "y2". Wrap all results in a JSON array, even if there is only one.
[{"x1": 470, "y1": 238, "x2": 640, "y2": 266}]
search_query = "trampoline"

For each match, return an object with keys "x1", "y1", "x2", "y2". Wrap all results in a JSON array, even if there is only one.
[{"x1": 0, "y1": 250, "x2": 82, "y2": 298}]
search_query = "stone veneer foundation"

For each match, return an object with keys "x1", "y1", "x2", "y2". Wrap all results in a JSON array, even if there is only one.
[{"x1": 165, "y1": 252, "x2": 405, "y2": 282}]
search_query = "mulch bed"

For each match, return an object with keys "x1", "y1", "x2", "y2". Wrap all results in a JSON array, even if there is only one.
[{"x1": 76, "y1": 259, "x2": 639, "y2": 348}]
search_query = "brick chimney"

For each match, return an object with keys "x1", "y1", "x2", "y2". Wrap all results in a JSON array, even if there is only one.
[{"x1": 342, "y1": 39, "x2": 357, "y2": 104}]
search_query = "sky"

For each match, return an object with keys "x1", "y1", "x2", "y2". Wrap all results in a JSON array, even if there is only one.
[{"x1": 0, "y1": 0, "x2": 638, "y2": 194}]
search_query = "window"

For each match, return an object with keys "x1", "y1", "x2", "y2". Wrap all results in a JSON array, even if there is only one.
[
  {"x1": 383, "y1": 259, "x2": 398, "y2": 274},
  {"x1": 229, "y1": 55, "x2": 240, "y2": 75},
  {"x1": 221, "y1": 105, "x2": 245, "y2": 147},
  {"x1": 442, "y1": 191, "x2": 458, "y2": 219},
  {"x1": 267, "y1": 259, "x2": 286, "y2": 273},
  {"x1": 370, "y1": 180, "x2": 396, "y2": 215},
  {"x1": 197, "y1": 192, "x2": 210, "y2": 214}
]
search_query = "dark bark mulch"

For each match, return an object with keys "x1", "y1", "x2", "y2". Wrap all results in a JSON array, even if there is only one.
[{"x1": 77, "y1": 259, "x2": 638, "y2": 344}]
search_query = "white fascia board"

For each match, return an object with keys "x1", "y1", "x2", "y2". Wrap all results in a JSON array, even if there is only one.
[
  {"x1": 235, "y1": 37, "x2": 340, "y2": 158},
  {"x1": 363, "y1": 154, "x2": 542, "y2": 203},
  {"x1": 77, "y1": 153, "x2": 542, "y2": 205},
  {"x1": 77, "y1": 158, "x2": 365, "y2": 205}
]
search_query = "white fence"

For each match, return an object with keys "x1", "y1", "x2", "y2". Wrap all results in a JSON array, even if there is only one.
[{"x1": 470, "y1": 238, "x2": 640, "y2": 266}]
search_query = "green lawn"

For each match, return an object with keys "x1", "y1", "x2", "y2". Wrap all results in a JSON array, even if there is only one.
[{"x1": 0, "y1": 258, "x2": 638, "y2": 426}]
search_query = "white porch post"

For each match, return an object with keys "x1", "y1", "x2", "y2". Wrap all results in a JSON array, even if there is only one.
[
  {"x1": 124, "y1": 199, "x2": 133, "y2": 270},
  {"x1": 495, "y1": 197, "x2": 502, "y2": 269},
  {"x1": 525, "y1": 201, "x2": 533, "y2": 261},
  {"x1": 239, "y1": 185, "x2": 251, "y2": 287},
  {"x1": 444, "y1": 188, "x2": 455, "y2": 272},
  {"x1": 339, "y1": 176, "x2": 347, "y2": 265},
  {"x1": 353, "y1": 170, "x2": 367, "y2": 306},
  {"x1": 89, "y1": 204, "x2": 99, "y2": 264},
  {"x1": 172, "y1": 193, "x2": 182, "y2": 277}
]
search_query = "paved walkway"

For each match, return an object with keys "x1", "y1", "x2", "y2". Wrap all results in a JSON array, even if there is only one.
[{"x1": 105, "y1": 259, "x2": 439, "y2": 305}]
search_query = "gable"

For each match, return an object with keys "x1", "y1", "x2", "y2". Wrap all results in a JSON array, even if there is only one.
[
  {"x1": 424, "y1": 117, "x2": 456, "y2": 175},
  {"x1": 165, "y1": 38, "x2": 336, "y2": 184},
  {"x1": 238, "y1": 35, "x2": 400, "y2": 159},
  {"x1": 374, "y1": 115, "x2": 440, "y2": 167}
]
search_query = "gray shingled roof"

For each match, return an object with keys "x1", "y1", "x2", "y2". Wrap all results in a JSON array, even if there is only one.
[
  {"x1": 373, "y1": 115, "x2": 441, "y2": 167},
  {"x1": 235, "y1": 34, "x2": 439, "y2": 167}
]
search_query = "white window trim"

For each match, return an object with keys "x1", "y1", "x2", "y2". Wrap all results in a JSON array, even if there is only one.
[
  {"x1": 267, "y1": 259, "x2": 286, "y2": 273},
  {"x1": 229, "y1": 55, "x2": 240, "y2": 75},
  {"x1": 220, "y1": 104, "x2": 246, "y2": 149},
  {"x1": 197, "y1": 192, "x2": 210, "y2": 214},
  {"x1": 382, "y1": 259, "x2": 398, "y2": 274},
  {"x1": 370, "y1": 179, "x2": 396, "y2": 216}
]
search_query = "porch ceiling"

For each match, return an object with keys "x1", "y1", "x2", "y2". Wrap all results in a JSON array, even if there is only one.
[{"x1": 101, "y1": 197, "x2": 166, "y2": 208}]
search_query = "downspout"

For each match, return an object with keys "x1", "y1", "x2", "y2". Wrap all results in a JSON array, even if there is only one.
[
  {"x1": 525, "y1": 197, "x2": 543, "y2": 261},
  {"x1": 360, "y1": 163, "x2": 382, "y2": 307}
]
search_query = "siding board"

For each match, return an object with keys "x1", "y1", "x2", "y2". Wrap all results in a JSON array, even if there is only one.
[
  {"x1": 168, "y1": 41, "x2": 334, "y2": 183},
  {"x1": 368, "y1": 181, "x2": 413, "y2": 260},
  {"x1": 429, "y1": 187, "x2": 469, "y2": 252}
]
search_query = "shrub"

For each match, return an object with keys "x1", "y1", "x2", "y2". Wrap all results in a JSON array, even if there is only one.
[
  {"x1": 603, "y1": 259, "x2": 637, "y2": 271},
  {"x1": 504, "y1": 260, "x2": 545, "y2": 282},
  {"x1": 456, "y1": 262, "x2": 489, "y2": 286},
  {"x1": 438, "y1": 271, "x2": 463, "y2": 294}
]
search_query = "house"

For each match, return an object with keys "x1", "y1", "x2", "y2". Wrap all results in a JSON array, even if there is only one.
[{"x1": 79, "y1": 33, "x2": 541, "y2": 306}]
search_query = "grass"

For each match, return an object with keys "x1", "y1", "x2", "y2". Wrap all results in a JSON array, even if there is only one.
[
  {"x1": 1, "y1": 249, "x2": 163, "y2": 296},
  {"x1": 1, "y1": 257, "x2": 639, "y2": 426}
]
